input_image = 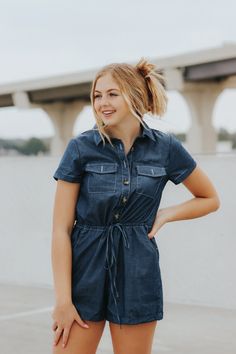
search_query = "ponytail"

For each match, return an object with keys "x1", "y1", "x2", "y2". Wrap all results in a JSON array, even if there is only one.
[{"x1": 135, "y1": 57, "x2": 168, "y2": 117}]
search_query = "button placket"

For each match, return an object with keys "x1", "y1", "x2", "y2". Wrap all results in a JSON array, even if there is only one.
[
  {"x1": 117, "y1": 142, "x2": 130, "y2": 188},
  {"x1": 112, "y1": 140, "x2": 135, "y2": 222},
  {"x1": 113, "y1": 142, "x2": 131, "y2": 220},
  {"x1": 121, "y1": 142, "x2": 135, "y2": 212}
]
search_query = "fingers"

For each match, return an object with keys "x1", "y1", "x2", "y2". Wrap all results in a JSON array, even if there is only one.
[
  {"x1": 52, "y1": 321, "x2": 58, "y2": 331},
  {"x1": 147, "y1": 229, "x2": 155, "y2": 238},
  {"x1": 52, "y1": 324, "x2": 70, "y2": 348},
  {"x1": 75, "y1": 313, "x2": 89, "y2": 328},
  {"x1": 148, "y1": 229, "x2": 159, "y2": 238},
  {"x1": 53, "y1": 326, "x2": 63, "y2": 346},
  {"x1": 51, "y1": 306, "x2": 90, "y2": 348},
  {"x1": 147, "y1": 225, "x2": 156, "y2": 238},
  {"x1": 52, "y1": 321, "x2": 88, "y2": 349},
  {"x1": 62, "y1": 325, "x2": 72, "y2": 348},
  {"x1": 147, "y1": 224, "x2": 160, "y2": 237},
  {"x1": 52, "y1": 318, "x2": 89, "y2": 348},
  {"x1": 53, "y1": 325, "x2": 71, "y2": 348}
]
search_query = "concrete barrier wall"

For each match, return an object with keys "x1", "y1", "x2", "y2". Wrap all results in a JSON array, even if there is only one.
[{"x1": 0, "y1": 153, "x2": 235, "y2": 309}]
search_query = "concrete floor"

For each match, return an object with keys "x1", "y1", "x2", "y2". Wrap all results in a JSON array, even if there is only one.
[{"x1": 0, "y1": 283, "x2": 235, "y2": 354}]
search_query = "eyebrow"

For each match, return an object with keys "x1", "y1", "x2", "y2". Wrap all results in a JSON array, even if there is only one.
[{"x1": 94, "y1": 88, "x2": 120, "y2": 93}]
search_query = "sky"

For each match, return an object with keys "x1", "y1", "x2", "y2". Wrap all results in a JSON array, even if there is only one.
[{"x1": 0, "y1": 0, "x2": 236, "y2": 138}]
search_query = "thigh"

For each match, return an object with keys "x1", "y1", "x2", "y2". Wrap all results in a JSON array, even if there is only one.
[
  {"x1": 109, "y1": 320, "x2": 157, "y2": 354},
  {"x1": 52, "y1": 320, "x2": 106, "y2": 354}
]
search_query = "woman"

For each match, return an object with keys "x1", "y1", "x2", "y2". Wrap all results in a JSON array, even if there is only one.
[{"x1": 51, "y1": 58, "x2": 220, "y2": 354}]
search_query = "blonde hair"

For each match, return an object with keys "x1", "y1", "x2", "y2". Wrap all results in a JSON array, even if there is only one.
[{"x1": 90, "y1": 57, "x2": 168, "y2": 146}]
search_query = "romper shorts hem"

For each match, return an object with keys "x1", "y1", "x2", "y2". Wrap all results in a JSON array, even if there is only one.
[
  {"x1": 73, "y1": 304, "x2": 106, "y2": 322},
  {"x1": 77, "y1": 307, "x2": 164, "y2": 325},
  {"x1": 105, "y1": 312, "x2": 164, "y2": 325}
]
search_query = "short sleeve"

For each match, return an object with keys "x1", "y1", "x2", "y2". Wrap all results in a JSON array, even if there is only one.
[
  {"x1": 166, "y1": 134, "x2": 197, "y2": 185},
  {"x1": 53, "y1": 138, "x2": 83, "y2": 183}
]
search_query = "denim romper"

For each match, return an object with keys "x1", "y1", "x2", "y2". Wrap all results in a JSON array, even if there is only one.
[{"x1": 53, "y1": 120, "x2": 197, "y2": 328}]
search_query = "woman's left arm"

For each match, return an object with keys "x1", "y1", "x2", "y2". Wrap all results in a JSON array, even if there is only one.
[{"x1": 148, "y1": 166, "x2": 221, "y2": 238}]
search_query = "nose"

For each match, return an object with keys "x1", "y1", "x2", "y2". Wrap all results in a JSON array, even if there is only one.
[{"x1": 99, "y1": 94, "x2": 110, "y2": 107}]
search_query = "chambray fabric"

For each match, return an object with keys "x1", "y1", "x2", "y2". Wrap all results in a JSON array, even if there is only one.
[{"x1": 53, "y1": 120, "x2": 197, "y2": 328}]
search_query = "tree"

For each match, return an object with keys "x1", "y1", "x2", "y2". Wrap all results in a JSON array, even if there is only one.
[{"x1": 18, "y1": 137, "x2": 48, "y2": 155}]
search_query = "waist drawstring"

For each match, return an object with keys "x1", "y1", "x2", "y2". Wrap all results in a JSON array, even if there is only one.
[{"x1": 104, "y1": 223, "x2": 130, "y2": 329}]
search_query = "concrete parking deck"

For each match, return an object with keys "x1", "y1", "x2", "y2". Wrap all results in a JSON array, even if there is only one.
[{"x1": 0, "y1": 283, "x2": 235, "y2": 354}]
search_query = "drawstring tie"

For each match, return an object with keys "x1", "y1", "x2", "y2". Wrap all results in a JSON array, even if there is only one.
[{"x1": 104, "y1": 223, "x2": 130, "y2": 329}]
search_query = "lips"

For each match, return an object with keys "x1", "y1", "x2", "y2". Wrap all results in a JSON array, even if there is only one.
[{"x1": 102, "y1": 110, "x2": 116, "y2": 117}]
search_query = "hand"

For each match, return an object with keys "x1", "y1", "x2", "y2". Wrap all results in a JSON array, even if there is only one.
[
  {"x1": 51, "y1": 302, "x2": 89, "y2": 349},
  {"x1": 147, "y1": 208, "x2": 170, "y2": 238}
]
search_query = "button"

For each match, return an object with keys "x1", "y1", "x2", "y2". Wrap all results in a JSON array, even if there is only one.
[
  {"x1": 123, "y1": 179, "x2": 129, "y2": 185},
  {"x1": 114, "y1": 212, "x2": 120, "y2": 220},
  {"x1": 122, "y1": 196, "x2": 127, "y2": 203}
]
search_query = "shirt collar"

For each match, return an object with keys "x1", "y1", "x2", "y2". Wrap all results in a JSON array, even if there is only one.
[{"x1": 93, "y1": 119, "x2": 156, "y2": 146}]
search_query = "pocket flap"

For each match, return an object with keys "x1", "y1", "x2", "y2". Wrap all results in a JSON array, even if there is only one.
[
  {"x1": 85, "y1": 163, "x2": 118, "y2": 174},
  {"x1": 136, "y1": 165, "x2": 166, "y2": 177}
]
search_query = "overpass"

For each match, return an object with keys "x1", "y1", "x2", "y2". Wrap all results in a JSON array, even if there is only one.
[{"x1": 0, "y1": 42, "x2": 236, "y2": 155}]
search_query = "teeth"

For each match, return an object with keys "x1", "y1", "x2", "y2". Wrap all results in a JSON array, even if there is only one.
[{"x1": 103, "y1": 111, "x2": 114, "y2": 114}]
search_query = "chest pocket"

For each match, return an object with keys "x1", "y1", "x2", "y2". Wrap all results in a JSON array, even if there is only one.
[
  {"x1": 136, "y1": 165, "x2": 167, "y2": 199},
  {"x1": 84, "y1": 163, "x2": 118, "y2": 193}
]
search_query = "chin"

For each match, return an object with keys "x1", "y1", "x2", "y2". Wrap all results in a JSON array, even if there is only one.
[{"x1": 104, "y1": 120, "x2": 117, "y2": 126}]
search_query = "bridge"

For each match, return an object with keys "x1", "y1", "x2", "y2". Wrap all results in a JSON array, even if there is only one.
[{"x1": 0, "y1": 42, "x2": 236, "y2": 155}]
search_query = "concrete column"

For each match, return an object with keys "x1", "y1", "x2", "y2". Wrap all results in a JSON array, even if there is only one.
[
  {"x1": 42, "y1": 101, "x2": 86, "y2": 156},
  {"x1": 181, "y1": 85, "x2": 223, "y2": 154}
]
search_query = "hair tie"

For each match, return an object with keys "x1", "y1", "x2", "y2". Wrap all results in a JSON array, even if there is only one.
[{"x1": 136, "y1": 58, "x2": 155, "y2": 79}]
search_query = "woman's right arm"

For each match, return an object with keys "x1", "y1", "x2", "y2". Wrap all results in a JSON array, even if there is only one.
[{"x1": 51, "y1": 180, "x2": 89, "y2": 349}]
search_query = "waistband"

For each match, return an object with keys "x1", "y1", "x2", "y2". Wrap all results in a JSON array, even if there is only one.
[{"x1": 74, "y1": 221, "x2": 149, "y2": 230}]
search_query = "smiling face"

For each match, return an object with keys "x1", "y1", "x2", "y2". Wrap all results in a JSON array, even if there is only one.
[{"x1": 93, "y1": 73, "x2": 132, "y2": 128}]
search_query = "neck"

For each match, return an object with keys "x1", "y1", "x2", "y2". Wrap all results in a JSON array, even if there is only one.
[{"x1": 105, "y1": 121, "x2": 142, "y2": 146}]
